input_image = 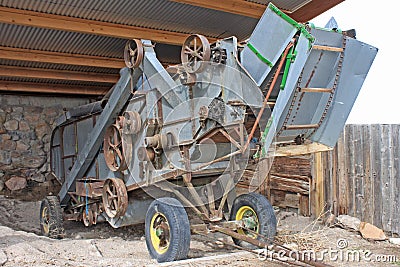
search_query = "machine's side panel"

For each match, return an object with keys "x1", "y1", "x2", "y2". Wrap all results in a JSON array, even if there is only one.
[
  {"x1": 241, "y1": 4, "x2": 297, "y2": 86},
  {"x1": 311, "y1": 37, "x2": 378, "y2": 146}
]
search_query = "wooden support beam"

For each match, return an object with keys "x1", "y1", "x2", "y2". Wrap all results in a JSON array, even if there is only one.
[
  {"x1": 291, "y1": 0, "x2": 345, "y2": 23},
  {"x1": 0, "y1": 81, "x2": 109, "y2": 95},
  {"x1": 313, "y1": 45, "x2": 344, "y2": 52},
  {"x1": 0, "y1": 46, "x2": 124, "y2": 68},
  {"x1": 312, "y1": 152, "x2": 325, "y2": 218},
  {"x1": 300, "y1": 87, "x2": 333, "y2": 93},
  {"x1": 0, "y1": 7, "x2": 202, "y2": 45},
  {"x1": 0, "y1": 65, "x2": 118, "y2": 83},
  {"x1": 171, "y1": 0, "x2": 266, "y2": 19}
]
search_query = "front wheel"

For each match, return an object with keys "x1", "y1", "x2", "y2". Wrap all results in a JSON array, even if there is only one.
[
  {"x1": 145, "y1": 197, "x2": 190, "y2": 263},
  {"x1": 39, "y1": 196, "x2": 65, "y2": 238},
  {"x1": 229, "y1": 192, "x2": 277, "y2": 248}
]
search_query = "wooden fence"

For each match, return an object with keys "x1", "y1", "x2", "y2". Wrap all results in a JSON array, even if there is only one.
[{"x1": 319, "y1": 124, "x2": 400, "y2": 235}]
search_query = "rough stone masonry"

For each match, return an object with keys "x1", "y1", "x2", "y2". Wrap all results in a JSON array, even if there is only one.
[{"x1": 0, "y1": 94, "x2": 91, "y2": 192}]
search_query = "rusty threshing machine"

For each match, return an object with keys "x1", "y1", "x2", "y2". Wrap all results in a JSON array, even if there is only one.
[{"x1": 39, "y1": 3, "x2": 377, "y2": 263}]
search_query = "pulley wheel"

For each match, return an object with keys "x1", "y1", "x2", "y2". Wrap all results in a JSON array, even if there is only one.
[
  {"x1": 124, "y1": 39, "x2": 144, "y2": 68},
  {"x1": 181, "y1": 34, "x2": 211, "y2": 73},
  {"x1": 122, "y1": 111, "x2": 142, "y2": 135},
  {"x1": 102, "y1": 178, "x2": 128, "y2": 218},
  {"x1": 103, "y1": 124, "x2": 127, "y2": 172}
]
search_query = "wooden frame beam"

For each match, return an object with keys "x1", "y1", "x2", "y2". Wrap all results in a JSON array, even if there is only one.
[
  {"x1": 0, "y1": 65, "x2": 118, "y2": 83},
  {"x1": 0, "y1": 81, "x2": 109, "y2": 95},
  {"x1": 0, "y1": 7, "x2": 207, "y2": 46},
  {"x1": 0, "y1": 46, "x2": 124, "y2": 68},
  {"x1": 291, "y1": 0, "x2": 345, "y2": 22}
]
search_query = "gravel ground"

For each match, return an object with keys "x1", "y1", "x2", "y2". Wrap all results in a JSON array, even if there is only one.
[{"x1": 0, "y1": 195, "x2": 399, "y2": 267}]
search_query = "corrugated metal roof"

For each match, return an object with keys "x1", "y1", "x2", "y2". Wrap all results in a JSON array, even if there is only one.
[
  {"x1": 0, "y1": 23, "x2": 182, "y2": 64},
  {"x1": 0, "y1": 76, "x2": 113, "y2": 87},
  {"x1": 246, "y1": 0, "x2": 312, "y2": 12},
  {"x1": 0, "y1": 23, "x2": 125, "y2": 58},
  {"x1": 0, "y1": 59, "x2": 120, "y2": 74},
  {"x1": 0, "y1": 0, "x2": 332, "y2": 94},
  {"x1": 0, "y1": 0, "x2": 259, "y2": 40}
]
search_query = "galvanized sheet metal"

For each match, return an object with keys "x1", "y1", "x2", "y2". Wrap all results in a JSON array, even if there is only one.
[
  {"x1": 247, "y1": 0, "x2": 312, "y2": 12},
  {"x1": 0, "y1": 75, "x2": 112, "y2": 87},
  {"x1": 241, "y1": 5, "x2": 298, "y2": 86},
  {"x1": 0, "y1": 59, "x2": 120, "y2": 73},
  {"x1": 0, "y1": 23, "x2": 125, "y2": 58},
  {"x1": 0, "y1": 0, "x2": 259, "y2": 40}
]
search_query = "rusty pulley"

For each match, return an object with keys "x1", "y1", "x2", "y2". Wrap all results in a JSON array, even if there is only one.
[
  {"x1": 103, "y1": 123, "x2": 128, "y2": 172},
  {"x1": 102, "y1": 178, "x2": 128, "y2": 218},
  {"x1": 124, "y1": 39, "x2": 144, "y2": 68},
  {"x1": 122, "y1": 111, "x2": 142, "y2": 135},
  {"x1": 181, "y1": 34, "x2": 211, "y2": 73}
]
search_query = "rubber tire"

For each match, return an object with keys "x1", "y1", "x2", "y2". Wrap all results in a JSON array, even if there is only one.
[
  {"x1": 229, "y1": 192, "x2": 277, "y2": 248},
  {"x1": 145, "y1": 197, "x2": 190, "y2": 263},
  {"x1": 39, "y1": 196, "x2": 65, "y2": 239}
]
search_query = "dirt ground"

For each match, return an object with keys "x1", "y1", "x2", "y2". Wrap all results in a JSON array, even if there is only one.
[{"x1": 0, "y1": 194, "x2": 399, "y2": 267}]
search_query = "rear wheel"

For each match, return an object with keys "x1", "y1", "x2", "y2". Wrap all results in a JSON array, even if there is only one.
[
  {"x1": 145, "y1": 197, "x2": 190, "y2": 262},
  {"x1": 229, "y1": 192, "x2": 276, "y2": 248},
  {"x1": 40, "y1": 196, "x2": 64, "y2": 239}
]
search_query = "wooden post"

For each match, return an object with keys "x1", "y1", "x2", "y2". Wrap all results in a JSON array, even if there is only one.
[{"x1": 312, "y1": 152, "x2": 324, "y2": 218}]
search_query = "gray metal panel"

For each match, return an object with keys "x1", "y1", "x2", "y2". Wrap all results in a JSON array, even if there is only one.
[
  {"x1": 97, "y1": 152, "x2": 120, "y2": 180},
  {"x1": 59, "y1": 67, "x2": 142, "y2": 205},
  {"x1": 241, "y1": 4, "x2": 297, "y2": 86},
  {"x1": 263, "y1": 33, "x2": 312, "y2": 154},
  {"x1": 51, "y1": 146, "x2": 63, "y2": 180},
  {"x1": 311, "y1": 38, "x2": 378, "y2": 146},
  {"x1": 273, "y1": 28, "x2": 377, "y2": 149},
  {"x1": 62, "y1": 123, "x2": 76, "y2": 156},
  {"x1": 76, "y1": 118, "x2": 94, "y2": 152},
  {"x1": 140, "y1": 40, "x2": 183, "y2": 108}
]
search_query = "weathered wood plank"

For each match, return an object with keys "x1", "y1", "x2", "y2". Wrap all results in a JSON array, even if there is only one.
[
  {"x1": 313, "y1": 152, "x2": 324, "y2": 217},
  {"x1": 269, "y1": 175, "x2": 309, "y2": 194},
  {"x1": 337, "y1": 130, "x2": 348, "y2": 214},
  {"x1": 353, "y1": 125, "x2": 364, "y2": 220},
  {"x1": 346, "y1": 124, "x2": 356, "y2": 216},
  {"x1": 390, "y1": 125, "x2": 399, "y2": 234},
  {"x1": 362, "y1": 125, "x2": 373, "y2": 224},
  {"x1": 394, "y1": 125, "x2": 400, "y2": 234},
  {"x1": 299, "y1": 194, "x2": 310, "y2": 216},
  {"x1": 371, "y1": 124, "x2": 383, "y2": 229},
  {"x1": 380, "y1": 125, "x2": 392, "y2": 230}
]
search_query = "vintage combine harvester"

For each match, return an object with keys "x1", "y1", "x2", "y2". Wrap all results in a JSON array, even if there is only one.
[{"x1": 39, "y1": 3, "x2": 377, "y2": 263}]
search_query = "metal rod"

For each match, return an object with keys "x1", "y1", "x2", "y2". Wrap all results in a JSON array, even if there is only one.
[{"x1": 243, "y1": 40, "x2": 295, "y2": 153}]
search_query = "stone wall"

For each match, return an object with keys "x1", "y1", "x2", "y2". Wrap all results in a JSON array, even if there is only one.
[{"x1": 0, "y1": 94, "x2": 91, "y2": 193}]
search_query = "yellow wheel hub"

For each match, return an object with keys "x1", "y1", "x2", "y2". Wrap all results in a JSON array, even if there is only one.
[
  {"x1": 235, "y1": 205, "x2": 259, "y2": 238},
  {"x1": 41, "y1": 206, "x2": 50, "y2": 234},
  {"x1": 150, "y1": 213, "x2": 170, "y2": 254}
]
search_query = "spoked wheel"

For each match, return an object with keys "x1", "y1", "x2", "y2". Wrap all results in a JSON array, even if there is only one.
[
  {"x1": 145, "y1": 198, "x2": 190, "y2": 263},
  {"x1": 229, "y1": 193, "x2": 277, "y2": 248},
  {"x1": 82, "y1": 208, "x2": 95, "y2": 227},
  {"x1": 181, "y1": 34, "x2": 211, "y2": 73},
  {"x1": 104, "y1": 124, "x2": 127, "y2": 171},
  {"x1": 124, "y1": 39, "x2": 144, "y2": 68},
  {"x1": 39, "y1": 196, "x2": 64, "y2": 238},
  {"x1": 102, "y1": 178, "x2": 128, "y2": 218}
]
